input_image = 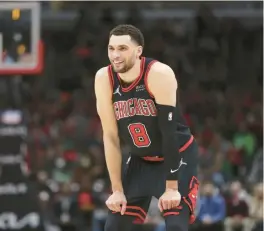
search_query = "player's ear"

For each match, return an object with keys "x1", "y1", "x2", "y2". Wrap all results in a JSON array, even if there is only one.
[{"x1": 136, "y1": 46, "x2": 143, "y2": 58}]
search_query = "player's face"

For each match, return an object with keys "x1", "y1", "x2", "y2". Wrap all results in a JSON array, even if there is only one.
[{"x1": 108, "y1": 35, "x2": 142, "y2": 73}]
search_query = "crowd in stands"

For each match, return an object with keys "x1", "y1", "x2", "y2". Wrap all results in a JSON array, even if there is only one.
[{"x1": 18, "y1": 3, "x2": 263, "y2": 231}]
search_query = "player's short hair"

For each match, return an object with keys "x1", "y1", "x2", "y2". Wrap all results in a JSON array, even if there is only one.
[{"x1": 109, "y1": 24, "x2": 144, "y2": 47}]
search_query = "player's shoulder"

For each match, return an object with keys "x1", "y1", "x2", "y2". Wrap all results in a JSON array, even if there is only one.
[
  {"x1": 94, "y1": 66, "x2": 113, "y2": 94},
  {"x1": 151, "y1": 61, "x2": 174, "y2": 72},
  {"x1": 148, "y1": 60, "x2": 176, "y2": 81},
  {"x1": 95, "y1": 66, "x2": 112, "y2": 85},
  {"x1": 95, "y1": 66, "x2": 109, "y2": 79}
]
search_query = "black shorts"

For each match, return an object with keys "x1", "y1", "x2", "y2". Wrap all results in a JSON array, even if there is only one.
[
  {"x1": 105, "y1": 138, "x2": 200, "y2": 231},
  {"x1": 124, "y1": 137, "x2": 198, "y2": 197}
]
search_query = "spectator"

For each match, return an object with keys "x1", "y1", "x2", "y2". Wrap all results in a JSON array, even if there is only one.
[
  {"x1": 53, "y1": 183, "x2": 81, "y2": 231},
  {"x1": 224, "y1": 181, "x2": 251, "y2": 231},
  {"x1": 77, "y1": 178, "x2": 95, "y2": 230},
  {"x1": 91, "y1": 179, "x2": 110, "y2": 231},
  {"x1": 248, "y1": 149, "x2": 263, "y2": 184},
  {"x1": 198, "y1": 133, "x2": 226, "y2": 187},
  {"x1": 249, "y1": 183, "x2": 263, "y2": 231},
  {"x1": 233, "y1": 122, "x2": 257, "y2": 162},
  {"x1": 195, "y1": 182, "x2": 225, "y2": 231}
]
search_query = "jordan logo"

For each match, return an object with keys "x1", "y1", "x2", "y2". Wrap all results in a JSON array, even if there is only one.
[
  {"x1": 170, "y1": 158, "x2": 187, "y2": 173},
  {"x1": 113, "y1": 86, "x2": 122, "y2": 96}
]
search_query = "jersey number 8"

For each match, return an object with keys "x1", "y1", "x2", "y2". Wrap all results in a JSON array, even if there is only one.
[{"x1": 128, "y1": 123, "x2": 151, "y2": 148}]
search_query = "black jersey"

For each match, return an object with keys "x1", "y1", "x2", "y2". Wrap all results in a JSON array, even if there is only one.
[{"x1": 108, "y1": 57, "x2": 192, "y2": 157}]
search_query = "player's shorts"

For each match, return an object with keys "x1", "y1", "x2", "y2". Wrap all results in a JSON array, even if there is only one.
[{"x1": 109, "y1": 136, "x2": 199, "y2": 229}]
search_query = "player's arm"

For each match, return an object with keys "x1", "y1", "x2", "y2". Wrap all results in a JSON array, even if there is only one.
[
  {"x1": 147, "y1": 62, "x2": 179, "y2": 190},
  {"x1": 94, "y1": 67, "x2": 123, "y2": 192}
]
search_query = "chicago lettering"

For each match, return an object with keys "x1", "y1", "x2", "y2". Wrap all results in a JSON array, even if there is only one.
[{"x1": 114, "y1": 98, "x2": 157, "y2": 120}]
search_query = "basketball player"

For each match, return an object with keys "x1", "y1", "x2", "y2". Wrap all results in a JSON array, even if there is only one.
[{"x1": 95, "y1": 24, "x2": 199, "y2": 231}]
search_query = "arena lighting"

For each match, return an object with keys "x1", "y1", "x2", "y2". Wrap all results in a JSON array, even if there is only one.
[{"x1": 12, "y1": 8, "x2": 20, "y2": 20}]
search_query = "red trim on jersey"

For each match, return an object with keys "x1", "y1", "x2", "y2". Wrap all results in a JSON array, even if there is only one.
[
  {"x1": 126, "y1": 206, "x2": 147, "y2": 217},
  {"x1": 142, "y1": 135, "x2": 194, "y2": 162},
  {"x1": 163, "y1": 211, "x2": 180, "y2": 217},
  {"x1": 112, "y1": 211, "x2": 145, "y2": 223},
  {"x1": 142, "y1": 156, "x2": 165, "y2": 162},
  {"x1": 111, "y1": 205, "x2": 147, "y2": 222},
  {"x1": 124, "y1": 212, "x2": 145, "y2": 222},
  {"x1": 144, "y1": 60, "x2": 158, "y2": 98},
  {"x1": 107, "y1": 65, "x2": 114, "y2": 94},
  {"x1": 163, "y1": 205, "x2": 183, "y2": 217},
  {"x1": 117, "y1": 57, "x2": 146, "y2": 92},
  {"x1": 179, "y1": 135, "x2": 194, "y2": 153}
]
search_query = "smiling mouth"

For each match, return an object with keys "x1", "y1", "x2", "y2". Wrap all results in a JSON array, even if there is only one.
[{"x1": 113, "y1": 61, "x2": 124, "y2": 65}]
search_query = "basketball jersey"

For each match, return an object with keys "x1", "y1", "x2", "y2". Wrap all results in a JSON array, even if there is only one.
[{"x1": 108, "y1": 57, "x2": 191, "y2": 157}]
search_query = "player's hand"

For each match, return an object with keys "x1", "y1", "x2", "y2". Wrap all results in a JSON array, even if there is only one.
[
  {"x1": 106, "y1": 191, "x2": 127, "y2": 215},
  {"x1": 158, "y1": 189, "x2": 181, "y2": 212}
]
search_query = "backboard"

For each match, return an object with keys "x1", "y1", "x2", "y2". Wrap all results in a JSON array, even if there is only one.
[{"x1": 0, "y1": 2, "x2": 43, "y2": 75}]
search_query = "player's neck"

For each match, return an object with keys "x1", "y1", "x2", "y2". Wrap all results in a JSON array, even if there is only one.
[{"x1": 118, "y1": 58, "x2": 141, "y2": 83}]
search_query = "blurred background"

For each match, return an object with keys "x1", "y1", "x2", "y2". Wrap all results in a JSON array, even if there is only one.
[{"x1": 0, "y1": 1, "x2": 263, "y2": 231}]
